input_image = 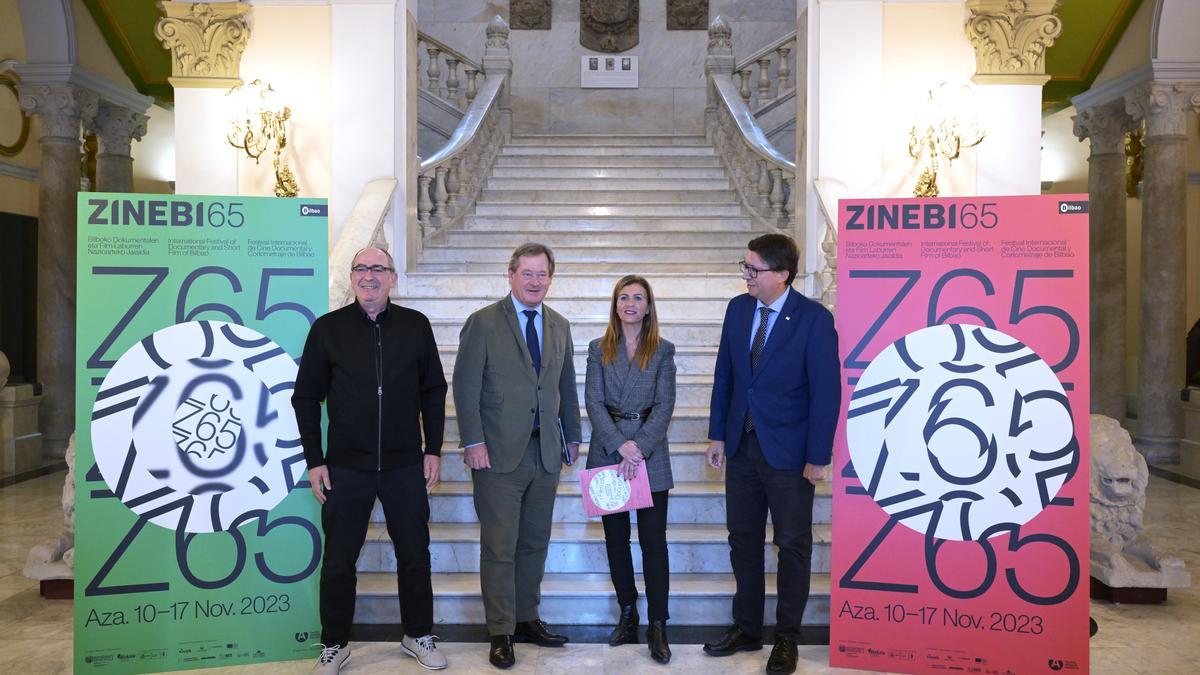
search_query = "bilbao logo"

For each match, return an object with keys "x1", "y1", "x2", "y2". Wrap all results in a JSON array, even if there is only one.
[
  {"x1": 846, "y1": 324, "x2": 1077, "y2": 541},
  {"x1": 91, "y1": 320, "x2": 303, "y2": 533}
]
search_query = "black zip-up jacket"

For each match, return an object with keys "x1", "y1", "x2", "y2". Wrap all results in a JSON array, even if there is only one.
[{"x1": 292, "y1": 301, "x2": 447, "y2": 470}]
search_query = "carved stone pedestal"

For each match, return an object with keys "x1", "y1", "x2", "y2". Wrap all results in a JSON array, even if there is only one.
[{"x1": 0, "y1": 383, "x2": 43, "y2": 476}]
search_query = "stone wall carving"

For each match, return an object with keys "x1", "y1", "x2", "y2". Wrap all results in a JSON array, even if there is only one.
[
  {"x1": 580, "y1": 0, "x2": 639, "y2": 53},
  {"x1": 965, "y1": 0, "x2": 1062, "y2": 78},
  {"x1": 155, "y1": 2, "x2": 251, "y2": 86},
  {"x1": 511, "y1": 0, "x2": 551, "y2": 30},
  {"x1": 667, "y1": 0, "x2": 707, "y2": 30}
]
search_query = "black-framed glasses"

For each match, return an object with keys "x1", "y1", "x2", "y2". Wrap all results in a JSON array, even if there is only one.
[
  {"x1": 738, "y1": 261, "x2": 776, "y2": 278},
  {"x1": 351, "y1": 264, "x2": 394, "y2": 274}
]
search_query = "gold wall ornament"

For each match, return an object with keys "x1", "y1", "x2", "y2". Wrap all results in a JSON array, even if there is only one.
[
  {"x1": 1125, "y1": 124, "x2": 1144, "y2": 199},
  {"x1": 580, "y1": 0, "x2": 639, "y2": 53},
  {"x1": 667, "y1": 0, "x2": 708, "y2": 30},
  {"x1": 0, "y1": 69, "x2": 30, "y2": 157},
  {"x1": 907, "y1": 84, "x2": 986, "y2": 198},
  {"x1": 155, "y1": 1, "x2": 251, "y2": 87},
  {"x1": 965, "y1": 0, "x2": 1062, "y2": 78},
  {"x1": 226, "y1": 80, "x2": 298, "y2": 198},
  {"x1": 511, "y1": 0, "x2": 551, "y2": 30}
]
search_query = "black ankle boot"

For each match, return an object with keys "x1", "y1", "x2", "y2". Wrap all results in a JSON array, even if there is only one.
[
  {"x1": 647, "y1": 620, "x2": 671, "y2": 664},
  {"x1": 608, "y1": 604, "x2": 639, "y2": 646}
]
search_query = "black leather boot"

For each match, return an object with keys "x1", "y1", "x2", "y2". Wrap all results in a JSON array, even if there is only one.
[
  {"x1": 608, "y1": 604, "x2": 639, "y2": 646},
  {"x1": 647, "y1": 620, "x2": 671, "y2": 664}
]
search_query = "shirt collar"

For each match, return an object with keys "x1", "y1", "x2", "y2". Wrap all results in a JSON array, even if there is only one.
[
  {"x1": 511, "y1": 294, "x2": 542, "y2": 316},
  {"x1": 756, "y1": 287, "x2": 790, "y2": 315}
]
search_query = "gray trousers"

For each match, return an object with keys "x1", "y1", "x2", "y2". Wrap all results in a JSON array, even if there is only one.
[{"x1": 473, "y1": 437, "x2": 560, "y2": 635}]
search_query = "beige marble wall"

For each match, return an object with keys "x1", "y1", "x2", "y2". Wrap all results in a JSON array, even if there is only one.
[{"x1": 418, "y1": 0, "x2": 797, "y2": 135}]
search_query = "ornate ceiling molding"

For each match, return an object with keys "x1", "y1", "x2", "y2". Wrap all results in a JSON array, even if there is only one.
[
  {"x1": 966, "y1": 0, "x2": 1062, "y2": 79},
  {"x1": 155, "y1": 1, "x2": 250, "y2": 88}
]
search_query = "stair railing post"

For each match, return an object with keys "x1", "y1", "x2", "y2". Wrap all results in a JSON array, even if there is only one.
[
  {"x1": 433, "y1": 166, "x2": 449, "y2": 229},
  {"x1": 704, "y1": 16, "x2": 734, "y2": 144},
  {"x1": 776, "y1": 44, "x2": 792, "y2": 92},
  {"x1": 756, "y1": 58, "x2": 772, "y2": 107},
  {"x1": 769, "y1": 168, "x2": 785, "y2": 222},
  {"x1": 483, "y1": 15, "x2": 513, "y2": 141},
  {"x1": 417, "y1": 172, "x2": 433, "y2": 237},
  {"x1": 464, "y1": 68, "x2": 479, "y2": 105},
  {"x1": 445, "y1": 57, "x2": 461, "y2": 106},
  {"x1": 447, "y1": 158, "x2": 462, "y2": 214},
  {"x1": 425, "y1": 46, "x2": 442, "y2": 94}
]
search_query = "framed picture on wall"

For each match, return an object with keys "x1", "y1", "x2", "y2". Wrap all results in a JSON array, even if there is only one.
[{"x1": 581, "y1": 55, "x2": 638, "y2": 88}]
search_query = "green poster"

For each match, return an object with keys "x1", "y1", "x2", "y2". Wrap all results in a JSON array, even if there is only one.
[{"x1": 75, "y1": 194, "x2": 328, "y2": 672}]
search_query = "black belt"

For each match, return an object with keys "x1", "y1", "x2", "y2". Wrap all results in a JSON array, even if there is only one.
[{"x1": 607, "y1": 405, "x2": 652, "y2": 422}]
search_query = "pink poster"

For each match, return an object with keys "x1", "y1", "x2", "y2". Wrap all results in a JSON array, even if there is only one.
[{"x1": 830, "y1": 195, "x2": 1090, "y2": 674}]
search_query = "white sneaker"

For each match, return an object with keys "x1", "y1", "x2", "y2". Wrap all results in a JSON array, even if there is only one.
[
  {"x1": 401, "y1": 634, "x2": 448, "y2": 670},
  {"x1": 313, "y1": 644, "x2": 350, "y2": 673}
]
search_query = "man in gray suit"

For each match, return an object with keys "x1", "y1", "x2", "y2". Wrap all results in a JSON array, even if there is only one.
[{"x1": 452, "y1": 242, "x2": 583, "y2": 669}]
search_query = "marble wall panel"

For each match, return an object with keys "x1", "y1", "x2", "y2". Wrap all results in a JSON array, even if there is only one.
[
  {"x1": 548, "y1": 87, "x2": 676, "y2": 134},
  {"x1": 711, "y1": 0, "x2": 796, "y2": 23},
  {"x1": 511, "y1": 87, "x2": 552, "y2": 134},
  {"x1": 419, "y1": 0, "x2": 507, "y2": 24},
  {"x1": 672, "y1": 86, "x2": 707, "y2": 134}
]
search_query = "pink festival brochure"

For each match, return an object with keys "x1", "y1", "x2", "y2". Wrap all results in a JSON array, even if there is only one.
[{"x1": 578, "y1": 464, "x2": 653, "y2": 517}]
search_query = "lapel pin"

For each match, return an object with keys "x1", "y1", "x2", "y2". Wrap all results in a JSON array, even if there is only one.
[{"x1": 785, "y1": 316, "x2": 791, "y2": 321}]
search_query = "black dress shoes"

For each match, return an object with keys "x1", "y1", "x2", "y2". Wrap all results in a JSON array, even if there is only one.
[
  {"x1": 702, "y1": 625, "x2": 763, "y2": 656},
  {"x1": 514, "y1": 619, "x2": 569, "y2": 647},
  {"x1": 489, "y1": 635, "x2": 515, "y2": 669},
  {"x1": 766, "y1": 636, "x2": 799, "y2": 674},
  {"x1": 608, "y1": 604, "x2": 639, "y2": 646},
  {"x1": 647, "y1": 620, "x2": 671, "y2": 664}
]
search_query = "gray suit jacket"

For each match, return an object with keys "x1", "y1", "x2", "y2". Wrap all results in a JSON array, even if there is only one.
[
  {"x1": 453, "y1": 295, "x2": 583, "y2": 473},
  {"x1": 584, "y1": 337, "x2": 676, "y2": 492}
]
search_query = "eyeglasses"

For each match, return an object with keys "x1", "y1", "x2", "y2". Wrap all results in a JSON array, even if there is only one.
[
  {"x1": 351, "y1": 264, "x2": 394, "y2": 274},
  {"x1": 738, "y1": 261, "x2": 777, "y2": 278}
]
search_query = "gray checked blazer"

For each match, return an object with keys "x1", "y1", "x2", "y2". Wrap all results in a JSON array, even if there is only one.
[{"x1": 584, "y1": 337, "x2": 676, "y2": 492}]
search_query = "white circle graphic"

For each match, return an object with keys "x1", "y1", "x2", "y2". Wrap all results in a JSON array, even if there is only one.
[
  {"x1": 845, "y1": 324, "x2": 1077, "y2": 541},
  {"x1": 91, "y1": 320, "x2": 303, "y2": 533},
  {"x1": 589, "y1": 469, "x2": 632, "y2": 511}
]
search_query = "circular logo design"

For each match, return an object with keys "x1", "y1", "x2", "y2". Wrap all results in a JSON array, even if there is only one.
[
  {"x1": 846, "y1": 324, "x2": 1077, "y2": 541},
  {"x1": 91, "y1": 320, "x2": 302, "y2": 533},
  {"x1": 588, "y1": 469, "x2": 632, "y2": 511}
]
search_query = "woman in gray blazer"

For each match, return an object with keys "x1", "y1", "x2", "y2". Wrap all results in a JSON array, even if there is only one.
[{"x1": 584, "y1": 274, "x2": 676, "y2": 664}]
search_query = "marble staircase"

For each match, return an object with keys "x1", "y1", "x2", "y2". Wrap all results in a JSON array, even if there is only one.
[{"x1": 357, "y1": 134, "x2": 831, "y2": 628}]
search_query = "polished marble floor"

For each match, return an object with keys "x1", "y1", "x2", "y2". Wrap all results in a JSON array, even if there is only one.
[{"x1": 1, "y1": 471, "x2": 1196, "y2": 674}]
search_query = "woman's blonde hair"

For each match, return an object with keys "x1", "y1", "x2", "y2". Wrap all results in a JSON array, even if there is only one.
[{"x1": 600, "y1": 275, "x2": 660, "y2": 370}]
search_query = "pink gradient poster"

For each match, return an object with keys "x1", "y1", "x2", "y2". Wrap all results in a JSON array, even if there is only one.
[{"x1": 830, "y1": 195, "x2": 1089, "y2": 674}]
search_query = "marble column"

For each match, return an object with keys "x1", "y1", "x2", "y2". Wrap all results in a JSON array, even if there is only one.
[
  {"x1": 1072, "y1": 100, "x2": 1133, "y2": 421},
  {"x1": 1125, "y1": 82, "x2": 1200, "y2": 462},
  {"x1": 15, "y1": 82, "x2": 98, "y2": 459},
  {"x1": 90, "y1": 103, "x2": 150, "y2": 193}
]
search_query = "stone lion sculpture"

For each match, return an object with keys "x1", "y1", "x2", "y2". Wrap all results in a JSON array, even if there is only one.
[
  {"x1": 1090, "y1": 415, "x2": 1189, "y2": 589},
  {"x1": 24, "y1": 433, "x2": 75, "y2": 581}
]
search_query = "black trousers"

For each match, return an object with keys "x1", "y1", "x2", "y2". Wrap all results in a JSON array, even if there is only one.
[
  {"x1": 602, "y1": 489, "x2": 670, "y2": 622},
  {"x1": 726, "y1": 431, "x2": 814, "y2": 638},
  {"x1": 320, "y1": 463, "x2": 433, "y2": 645}
]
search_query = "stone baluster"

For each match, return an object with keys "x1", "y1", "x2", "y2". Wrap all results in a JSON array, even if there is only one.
[
  {"x1": 464, "y1": 68, "x2": 479, "y2": 104},
  {"x1": 769, "y1": 168, "x2": 785, "y2": 221},
  {"x1": 90, "y1": 102, "x2": 151, "y2": 193},
  {"x1": 483, "y1": 15, "x2": 513, "y2": 140},
  {"x1": 1124, "y1": 82, "x2": 1200, "y2": 462},
  {"x1": 445, "y1": 58, "x2": 461, "y2": 105},
  {"x1": 776, "y1": 45, "x2": 791, "y2": 91},
  {"x1": 784, "y1": 174, "x2": 797, "y2": 230},
  {"x1": 821, "y1": 221, "x2": 838, "y2": 313},
  {"x1": 447, "y1": 158, "x2": 462, "y2": 212},
  {"x1": 433, "y1": 166, "x2": 449, "y2": 225},
  {"x1": 756, "y1": 160, "x2": 771, "y2": 207},
  {"x1": 705, "y1": 16, "x2": 734, "y2": 141},
  {"x1": 425, "y1": 46, "x2": 442, "y2": 94},
  {"x1": 1072, "y1": 100, "x2": 1133, "y2": 421},
  {"x1": 417, "y1": 173, "x2": 433, "y2": 235},
  {"x1": 757, "y1": 58, "x2": 772, "y2": 105},
  {"x1": 15, "y1": 82, "x2": 99, "y2": 458},
  {"x1": 737, "y1": 70, "x2": 752, "y2": 104}
]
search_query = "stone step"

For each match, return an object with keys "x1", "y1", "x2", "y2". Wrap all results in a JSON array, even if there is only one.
[
  {"x1": 508, "y1": 134, "x2": 709, "y2": 146},
  {"x1": 411, "y1": 480, "x2": 835, "y2": 525},
  {"x1": 486, "y1": 177, "x2": 733, "y2": 191},
  {"x1": 479, "y1": 189, "x2": 738, "y2": 205},
  {"x1": 401, "y1": 271, "x2": 747, "y2": 299},
  {"x1": 494, "y1": 155, "x2": 724, "y2": 168},
  {"x1": 419, "y1": 246, "x2": 745, "y2": 266},
  {"x1": 440, "y1": 229, "x2": 748, "y2": 254},
  {"x1": 404, "y1": 295, "x2": 730, "y2": 320},
  {"x1": 428, "y1": 317, "x2": 724, "y2": 349},
  {"x1": 501, "y1": 145, "x2": 717, "y2": 157},
  {"x1": 437, "y1": 344, "x2": 717, "y2": 376},
  {"x1": 438, "y1": 405, "x2": 713, "y2": 445},
  {"x1": 460, "y1": 216, "x2": 754, "y2": 232},
  {"x1": 353, "y1": 572, "x2": 832, "y2": 626},
  {"x1": 489, "y1": 167, "x2": 730, "y2": 179},
  {"x1": 437, "y1": 443, "x2": 716, "y2": 483},
  {"x1": 473, "y1": 203, "x2": 745, "y2": 217},
  {"x1": 359, "y1": 522, "x2": 833, "y2": 575}
]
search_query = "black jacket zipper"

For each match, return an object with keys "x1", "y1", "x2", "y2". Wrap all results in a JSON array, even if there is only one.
[{"x1": 374, "y1": 321, "x2": 383, "y2": 471}]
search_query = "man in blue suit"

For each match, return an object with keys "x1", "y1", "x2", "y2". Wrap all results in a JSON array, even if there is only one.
[{"x1": 702, "y1": 233, "x2": 840, "y2": 674}]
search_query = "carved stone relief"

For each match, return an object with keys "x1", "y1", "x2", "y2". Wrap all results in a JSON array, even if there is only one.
[
  {"x1": 511, "y1": 0, "x2": 551, "y2": 30},
  {"x1": 667, "y1": 0, "x2": 707, "y2": 30},
  {"x1": 580, "y1": 0, "x2": 639, "y2": 53}
]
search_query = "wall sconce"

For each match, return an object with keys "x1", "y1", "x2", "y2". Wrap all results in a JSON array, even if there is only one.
[
  {"x1": 226, "y1": 79, "x2": 298, "y2": 198},
  {"x1": 907, "y1": 83, "x2": 985, "y2": 198}
]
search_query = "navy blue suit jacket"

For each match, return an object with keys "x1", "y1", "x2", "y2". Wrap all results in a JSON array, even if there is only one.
[{"x1": 708, "y1": 287, "x2": 841, "y2": 470}]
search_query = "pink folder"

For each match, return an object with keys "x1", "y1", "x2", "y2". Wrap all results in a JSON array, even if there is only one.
[{"x1": 579, "y1": 464, "x2": 653, "y2": 517}]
